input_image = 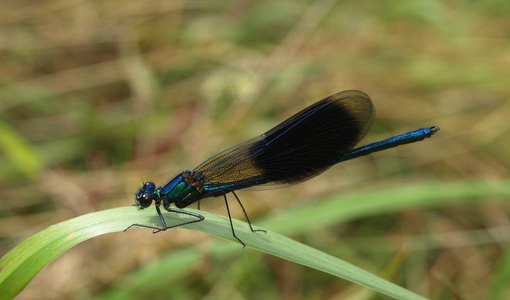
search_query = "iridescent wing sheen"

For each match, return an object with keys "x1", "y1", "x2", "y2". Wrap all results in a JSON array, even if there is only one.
[{"x1": 193, "y1": 90, "x2": 375, "y2": 191}]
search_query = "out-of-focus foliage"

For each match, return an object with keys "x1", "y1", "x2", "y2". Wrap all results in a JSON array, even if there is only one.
[{"x1": 0, "y1": 0, "x2": 508, "y2": 299}]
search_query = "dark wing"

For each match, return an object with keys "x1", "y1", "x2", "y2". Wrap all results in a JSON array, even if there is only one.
[{"x1": 193, "y1": 90, "x2": 375, "y2": 191}]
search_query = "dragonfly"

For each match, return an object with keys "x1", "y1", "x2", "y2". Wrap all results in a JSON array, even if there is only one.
[{"x1": 126, "y1": 90, "x2": 439, "y2": 246}]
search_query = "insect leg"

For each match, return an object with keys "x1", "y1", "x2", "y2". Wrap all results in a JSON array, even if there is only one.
[
  {"x1": 232, "y1": 191, "x2": 266, "y2": 234},
  {"x1": 223, "y1": 194, "x2": 246, "y2": 247},
  {"x1": 125, "y1": 203, "x2": 204, "y2": 233},
  {"x1": 124, "y1": 203, "x2": 168, "y2": 233}
]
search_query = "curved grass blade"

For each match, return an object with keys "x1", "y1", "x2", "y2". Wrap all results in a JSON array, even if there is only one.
[
  {"x1": 1, "y1": 209, "x2": 424, "y2": 300},
  {"x1": 3, "y1": 180, "x2": 509, "y2": 299},
  {"x1": 98, "y1": 179, "x2": 510, "y2": 299}
]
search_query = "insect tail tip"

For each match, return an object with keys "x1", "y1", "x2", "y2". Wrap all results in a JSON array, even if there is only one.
[{"x1": 430, "y1": 126, "x2": 440, "y2": 134}]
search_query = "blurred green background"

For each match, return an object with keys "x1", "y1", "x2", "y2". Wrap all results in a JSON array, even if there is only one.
[{"x1": 1, "y1": 0, "x2": 509, "y2": 299}]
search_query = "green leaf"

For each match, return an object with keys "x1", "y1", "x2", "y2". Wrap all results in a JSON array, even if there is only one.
[
  {"x1": 1, "y1": 209, "x2": 425, "y2": 300},
  {"x1": 489, "y1": 239, "x2": 510, "y2": 300},
  {"x1": 0, "y1": 118, "x2": 43, "y2": 177},
  {"x1": 3, "y1": 180, "x2": 509, "y2": 300}
]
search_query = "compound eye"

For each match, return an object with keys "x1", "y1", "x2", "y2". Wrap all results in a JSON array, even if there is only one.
[
  {"x1": 138, "y1": 193, "x2": 153, "y2": 208},
  {"x1": 143, "y1": 182, "x2": 156, "y2": 191}
]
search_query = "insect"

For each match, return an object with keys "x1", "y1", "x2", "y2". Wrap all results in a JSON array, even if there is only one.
[{"x1": 126, "y1": 90, "x2": 439, "y2": 246}]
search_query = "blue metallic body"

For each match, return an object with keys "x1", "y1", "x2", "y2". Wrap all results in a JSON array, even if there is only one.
[
  {"x1": 151, "y1": 126, "x2": 439, "y2": 210},
  {"x1": 127, "y1": 90, "x2": 440, "y2": 246},
  {"x1": 339, "y1": 126, "x2": 439, "y2": 162}
]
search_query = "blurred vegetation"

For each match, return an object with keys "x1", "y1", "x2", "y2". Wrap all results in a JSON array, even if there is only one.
[{"x1": 0, "y1": 0, "x2": 509, "y2": 299}]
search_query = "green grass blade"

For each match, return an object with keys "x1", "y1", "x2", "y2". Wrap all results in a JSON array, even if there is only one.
[
  {"x1": 1, "y1": 208, "x2": 425, "y2": 300},
  {"x1": 261, "y1": 179, "x2": 510, "y2": 233},
  {"x1": 489, "y1": 240, "x2": 510, "y2": 300},
  {"x1": 98, "y1": 179, "x2": 510, "y2": 299},
  {"x1": 3, "y1": 180, "x2": 508, "y2": 300},
  {"x1": 0, "y1": 118, "x2": 43, "y2": 178}
]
